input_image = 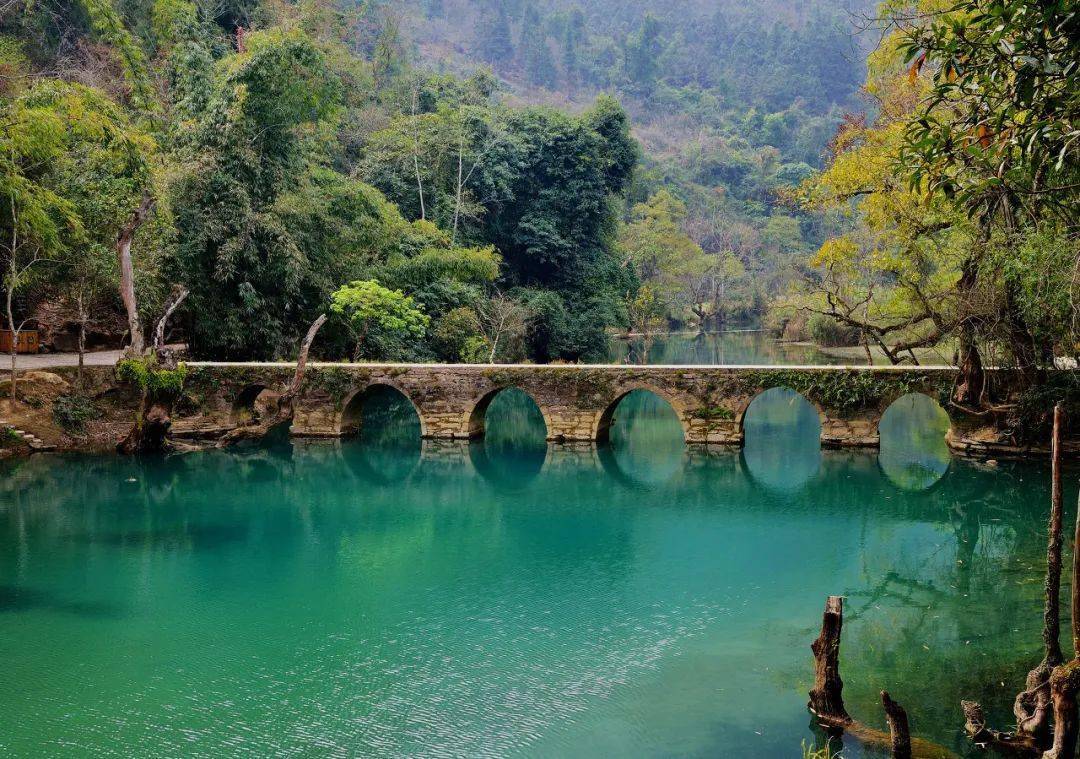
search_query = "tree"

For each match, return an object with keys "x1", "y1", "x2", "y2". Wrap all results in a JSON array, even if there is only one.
[
  {"x1": 474, "y1": 291, "x2": 530, "y2": 363},
  {"x1": 362, "y1": 95, "x2": 639, "y2": 361},
  {"x1": 1, "y1": 76, "x2": 154, "y2": 398},
  {"x1": 895, "y1": 0, "x2": 1079, "y2": 384},
  {"x1": 519, "y1": 6, "x2": 556, "y2": 89},
  {"x1": 623, "y1": 14, "x2": 663, "y2": 94},
  {"x1": 793, "y1": 57, "x2": 978, "y2": 368},
  {"x1": 169, "y1": 28, "x2": 344, "y2": 359},
  {"x1": 330, "y1": 279, "x2": 430, "y2": 360},
  {"x1": 475, "y1": 1, "x2": 514, "y2": 66},
  {"x1": 619, "y1": 189, "x2": 710, "y2": 324}
]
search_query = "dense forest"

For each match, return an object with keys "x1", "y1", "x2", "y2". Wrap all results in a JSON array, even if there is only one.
[{"x1": 0, "y1": 0, "x2": 1077, "y2": 400}]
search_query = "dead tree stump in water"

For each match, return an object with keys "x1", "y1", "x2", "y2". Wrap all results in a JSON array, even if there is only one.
[
  {"x1": 809, "y1": 595, "x2": 852, "y2": 728},
  {"x1": 806, "y1": 597, "x2": 956, "y2": 758},
  {"x1": 1045, "y1": 660, "x2": 1080, "y2": 759},
  {"x1": 960, "y1": 405, "x2": 1065, "y2": 754},
  {"x1": 882, "y1": 691, "x2": 912, "y2": 759}
]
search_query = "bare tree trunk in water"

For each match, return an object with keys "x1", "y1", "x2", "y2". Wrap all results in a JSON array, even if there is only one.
[
  {"x1": 1046, "y1": 483, "x2": 1080, "y2": 758},
  {"x1": 1046, "y1": 662, "x2": 1080, "y2": 759},
  {"x1": 809, "y1": 596, "x2": 852, "y2": 728},
  {"x1": 1011, "y1": 405, "x2": 1067, "y2": 740},
  {"x1": 963, "y1": 408, "x2": 1066, "y2": 751},
  {"x1": 807, "y1": 596, "x2": 953, "y2": 756},
  {"x1": 117, "y1": 193, "x2": 154, "y2": 356},
  {"x1": 881, "y1": 692, "x2": 911, "y2": 759}
]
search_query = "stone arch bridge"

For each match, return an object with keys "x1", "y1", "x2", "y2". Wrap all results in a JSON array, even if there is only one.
[{"x1": 176, "y1": 363, "x2": 1045, "y2": 454}]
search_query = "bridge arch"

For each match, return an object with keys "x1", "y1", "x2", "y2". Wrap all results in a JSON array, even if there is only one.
[
  {"x1": 231, "y1": 383, "x2": 278, "y2": 425},
  {"x1": 877, "y1": 392, "x2": 952, "y2": 491},
  {"x1": 737, "y1": 386, "x2": 826, "y2": 442},
  {"x1": 463, "y1": 386, "x2": 551, "y2": 440},
  {"x1": 593, "y1": 385, "x2": 689, "y2": 443},
  {"x1": 338, "y1": 382, "x2": 426, "y2": 438}
]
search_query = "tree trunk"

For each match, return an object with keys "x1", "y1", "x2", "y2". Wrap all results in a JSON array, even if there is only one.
[
  {"x1": 6, "y1": 272, "x2": 16, "y2": 403},
  {"x1": 954, "y1": 328, "x2": 983, "y2": 405},
  {"x1": 76, "y1": 287, "x2": 87, "y2": 390},
  {"x1": 117, "y1": 193, "x2": 154, "y2": 356},
  {"x1": 1073, "y1": 488, "x2": 1080, "y2": 659},
  {"x1": 809, "y1": 596, "x2": 852, "y2": 728},
  {"x1": 881, "y1": 692, "x2": 912, "y2": 759},
  {"x1": 1045, "y1": 661, "x2": 1080, "y2": 759},
  {"x1": 153, "y1": 286, "x2": 189, "y2": 352},
  {"x1": 452, "y1": 135, "x2": 464, "y2": 244},
  {"x1": 218, "y1": 315, "x2": 326, "y2": 447},
  {"x1": 1012, "y1": 405, "x2": 1067, "y2": 739}
]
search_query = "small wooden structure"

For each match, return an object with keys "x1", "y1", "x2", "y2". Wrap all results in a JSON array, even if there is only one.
[{"x1": 0, "y1": 329, "x2": 38, "y2": 354}]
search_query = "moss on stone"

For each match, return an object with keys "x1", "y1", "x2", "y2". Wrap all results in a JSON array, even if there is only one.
[
  {"x1": 737, "y1": 369, "x2": 952, "y2": 414},
  {"x1": 692, "y1": 405, "x2": 735, "y2": 421}
]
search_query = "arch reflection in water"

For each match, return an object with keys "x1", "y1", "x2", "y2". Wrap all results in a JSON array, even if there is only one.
[
  {"x1": 468, "y1": 388, "x2": 547, "y2": 490},
  {"x1": 600, "y1": 390, "x2": 685, "y2": 487},
  {"x1": 741, "y1": 386, "x2": 822, "y2": 493},
  {"x1": 340, "y1": 385, "x2": 422, "y2": 485},
  {"x1": 878, "y1": 393, "x2": 951, "y2": 491}
]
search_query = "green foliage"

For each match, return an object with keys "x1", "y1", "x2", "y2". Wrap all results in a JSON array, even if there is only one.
[
  {"x1": 899, "y1": 0, "x2": 1078, "y2": 216},
  {"x1": 330, "y1": 280, "x2": 430, "y2": 360},
  {"x1": 52, "y1": 394, "x2": 100, "y2": 434},
  {"x1": 117, "y1": 357, "x2": 188, "y2": 397},
  {"x1": 742, "y1": 369, "x2": 947, "y2": 414},
  {"x1": 1011, "y1": 372, "x2": 1080, "y2": 445},
  {"x1": 432, "y1": 306, "x2": 487, "y2": 362},
  {"x1": 807, "y1": 314, "x2": 859, "y2": 348},
  {"x1": 0, "y1": 426, "x2": 23, "y2": 447}
]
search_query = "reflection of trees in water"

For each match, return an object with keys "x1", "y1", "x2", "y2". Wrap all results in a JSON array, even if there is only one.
[
  {"x1": 822, "y1": 462, "x2": 1055, "y2": 749},
  {"x1": 878, "y1": 393, "x2": 951, "y2": 491},
  {"x1": 480, "y1": 388, "x2": 547, "y2": 446},
  {"x1": 609, "y1": 331, "x2": 840, "y2": 365},
  {"x1": 602, "y1": 390, "x2": 685, "y2": 487},
  {"x1": 468, "y1": 389, "x2": 548, "y2": 490},
  {"x1": 742, "y1": 387, "x2": 822, "y2": 493},
  {"x1": 2, "y1": 425, "x2": 1075, "y2": 756}
]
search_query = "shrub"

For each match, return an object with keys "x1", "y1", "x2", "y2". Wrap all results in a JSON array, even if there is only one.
[
  {"x1": 116, "y1": 357, "x2": 188, "y2": 396},
  {"x1": 808, "y1": 313, "x2": 861, "y2": 347},
  {"x1": 0, "y1": 426, "x2": 22, "y2": 447},
  {"x1": 52, "y1": 394, "x2": 100, "y2": 434}
]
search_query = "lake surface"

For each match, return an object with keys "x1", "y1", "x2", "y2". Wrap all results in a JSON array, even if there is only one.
[
  {"x1": 0, "y1": 389, "x2": 1067, "y2": 757},
  {"x1": 607, "y1": 331, "x2": 847, "y2": 365}
]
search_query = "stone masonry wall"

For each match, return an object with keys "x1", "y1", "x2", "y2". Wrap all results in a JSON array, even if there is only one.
[{"x1": 177, "y1": 363, "x2": 981, "y2": 448}]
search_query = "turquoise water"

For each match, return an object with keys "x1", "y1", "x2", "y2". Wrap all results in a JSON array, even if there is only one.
[{"x1": 0, "y1": 389, "x2": 1069, "y2": 757}]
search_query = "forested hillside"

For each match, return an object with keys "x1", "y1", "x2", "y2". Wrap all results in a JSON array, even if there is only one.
[
  {"x1": 1, "y1": 0, "x2": 644, "y2": 362},
  {"x1": 1, "y1": 0, "x2": 1076, "y2": 401},
  {"x1": 400, "y1": 0, "x2": 874, "y2": 316}
]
